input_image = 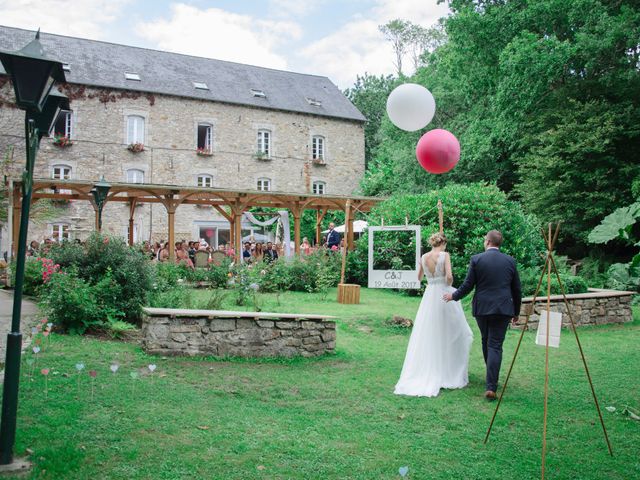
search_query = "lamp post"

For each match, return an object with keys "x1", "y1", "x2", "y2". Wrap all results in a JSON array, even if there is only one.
[
  {"x1": 90, "y1": 176, "x2": 111, "y2": 231},
  {"x1": 0, "y1": 30, "x2": 66, "y2": 466}
]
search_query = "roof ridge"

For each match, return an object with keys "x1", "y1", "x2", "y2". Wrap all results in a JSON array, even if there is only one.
[{"x1": 0, "y1": 24, "x2": 331, "y2": 81}]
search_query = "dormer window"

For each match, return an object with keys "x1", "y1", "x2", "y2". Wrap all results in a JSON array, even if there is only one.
[
  {"x1": 306, "y1": 97, "x2": 322, "y2": 107},
  {"x1": 62, "y1": 63, "x2": 71, "y2": 72},
  {"x1": 193, "y1": 82, "x2": 209, "y2": 90},
  {"x1": 124, "y1": 72, "x2": 141, "y2": 81},
  {"x1": 251, "y1": 89, "x2": 266, "y2": 98}
]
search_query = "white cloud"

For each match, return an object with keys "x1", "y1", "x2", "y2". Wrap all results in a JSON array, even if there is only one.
[
  {"x1": 137, "y1": 3, "x2": 302, "y2": 70},
  {"x1": 297, "y1": 0, "x2": 449, "y2": 88},
  {"x1": 0, "y1": 0, "x2": 129, "y2": 39},
  {"x1": 269, "y1": 0, "x2": 322, "y2": 18}
]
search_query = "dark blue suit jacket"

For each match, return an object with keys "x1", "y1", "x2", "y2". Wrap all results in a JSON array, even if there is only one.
[
  {"x1": 326, "y1": 230, "x2": 341, "y2": 248},
  {"x1": 452, "y1": 248, "x2": 522, "y2": 318}
]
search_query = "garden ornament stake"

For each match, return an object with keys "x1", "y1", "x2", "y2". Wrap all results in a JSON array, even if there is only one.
[
  {"x1": 483, "y1": 222, "x2": 613, "y2": 480},
  {"x1": 0, "y1": 30, "x2": 66, "y2": 465}
]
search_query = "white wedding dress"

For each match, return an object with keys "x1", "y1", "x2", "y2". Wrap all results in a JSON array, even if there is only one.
[{"x1": 394, "y1": 251, "x2": 473, "y2": 397}]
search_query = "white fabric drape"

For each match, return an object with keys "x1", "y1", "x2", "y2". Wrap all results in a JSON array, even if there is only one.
[{"x1": 242, "y1": 211, "x2": 292, "y2": 258}]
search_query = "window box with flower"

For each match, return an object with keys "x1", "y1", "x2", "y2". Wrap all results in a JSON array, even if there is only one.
[
  {"x1": 196, "y1": 148, "x2": 213, "y2": 157},
  {"x1": 254, "y1": 151, "x2": 270, "y2": 161},
  {"x1": 127, "y1": 142, "x2": 145, "y2": 153},
  {"x1": 52, "y1": 134, "x2": 73, "y2": 148},
  {"x1": 312, "y1": 158, "x2": 326, "y2": 166}
]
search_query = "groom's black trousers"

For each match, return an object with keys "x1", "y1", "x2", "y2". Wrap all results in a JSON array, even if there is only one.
[{"x1": 475, "y1": 315, "x2": 511, "y2": 392}]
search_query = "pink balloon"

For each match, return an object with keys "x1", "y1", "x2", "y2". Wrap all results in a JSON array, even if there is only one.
[{"x1": 416, "y1": 129, "x2": 460, "y2": 174}]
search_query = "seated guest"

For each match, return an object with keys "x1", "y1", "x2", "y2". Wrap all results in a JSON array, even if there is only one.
[
  {"x1": 27, "y1": 240, "x2": 39, "y2": 257},
  {"x1": 159, "y1": 242, "x2": 170, "y2": 262},
  {"x1": 300, "y1": 237, "x2": 311, "y2": 256},
  {"x1": 175, "y1": 242, "x2": 194, "y2": 269},
  {"x1": 253, "y1": 242, "x2": 264, "y2": 263},
  {"x1": 242, "y1": 242, "x2": 252, "y2": 263},
  {"x1": 188, "y1": 241, "x2": 197, "y2": 265},
  {"x1": 264, "y1": 242, "x2": 279, "y2": 263}
]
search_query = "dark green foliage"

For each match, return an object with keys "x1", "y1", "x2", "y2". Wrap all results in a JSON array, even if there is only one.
[
  {"x1": 11, "y1": 257, "x2": 46, "y2": 296},
  {"x1": 40, "y1": 269, "x2": 124, "y2": 334},
  {"x1": 347, "y1": 184, "x2": 545, "y2": 286},
  {"x1": 358, "y1": 0, "x2": 640, "y2": 251},
  {"x1": 46, "y1": 234, "x2": 153, "y2": 323},
  {"x1": 519, "y1": 267, "x2": 588, "y2": 297}
]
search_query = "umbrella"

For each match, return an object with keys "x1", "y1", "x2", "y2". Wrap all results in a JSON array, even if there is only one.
[{"x1": 322, "y1": 220, "x2": 368, "y2": 234}]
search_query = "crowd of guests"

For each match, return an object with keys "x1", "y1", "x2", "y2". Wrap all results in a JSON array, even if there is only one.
[{"x1": 26, "y1": 222, "x2": 344, "y2": 269}]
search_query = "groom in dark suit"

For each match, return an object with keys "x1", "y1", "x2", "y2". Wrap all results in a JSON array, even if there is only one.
[{"x1": 443, "y1": 230, "x2": 521, "y2": 400}]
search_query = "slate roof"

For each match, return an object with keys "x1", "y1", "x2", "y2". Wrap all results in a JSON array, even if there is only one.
[{"x1": 0, "y1": 25, "x2": 365, "y2": 122}]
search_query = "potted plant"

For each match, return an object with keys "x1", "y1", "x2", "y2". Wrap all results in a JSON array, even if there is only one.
[
  {"x1": 196, "y1": 148, "x2": 213, "y2": 157},
  {"x1": 127, "y1": 142, "x2": 145, "y2": 153},
  {"x1": 254, "y1": 151, "x2": 270, "y2": 161},
  {"x1": 312, "y1": 157, "x2": 326, "y2": 166},
  {"x1": 52, "y1": 134, "x2": 73, "y2": 148}
]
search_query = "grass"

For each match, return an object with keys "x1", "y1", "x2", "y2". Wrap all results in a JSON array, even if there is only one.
[{"x1": 4, "y1": 290, "x2": 639, "y2": 479}]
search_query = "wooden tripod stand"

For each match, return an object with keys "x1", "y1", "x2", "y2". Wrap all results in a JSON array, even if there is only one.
[{"x1": 483, "y1": 223, "x2": 613, "y2": 479}]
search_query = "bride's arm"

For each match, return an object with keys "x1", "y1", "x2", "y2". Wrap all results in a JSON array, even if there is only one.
[
  {"x1": 417, "y1": 255, "x2": 424, "y2": 281},
  {"x1": 445, "y1": 253, "x2": 454, "y2": 286}
]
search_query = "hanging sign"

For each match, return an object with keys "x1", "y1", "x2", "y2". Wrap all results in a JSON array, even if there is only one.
[{"x1": 368, "y1": 225, "x2": 421, "y2": 289}]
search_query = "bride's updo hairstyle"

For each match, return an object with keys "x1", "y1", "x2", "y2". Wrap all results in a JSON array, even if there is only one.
[{"x1": 429, "y1": 232, "x2": 447, "y2": 248}]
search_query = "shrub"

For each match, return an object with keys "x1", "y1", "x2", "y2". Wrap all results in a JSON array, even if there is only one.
[
  {"x1": 39, "y1": 269, "x2": 124, "y2": 334},
  {"x1": 148, "y1": 286, "x2": 194, "y2": 309},
  {"x1": 346, "y1": 183, "x2": 545, "y2": 287},
  {"x1": 10, "y1": 257, "x2": 48, "y2": 296},
  {"x1": 519, "y1": 267, "x2": 588, "y2": 296},
  {"x1": 47, "y1": 234, "x2": 153, "y2": 323}
]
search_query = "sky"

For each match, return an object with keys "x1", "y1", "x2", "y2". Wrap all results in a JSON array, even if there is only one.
[{"x1": 0, "y1": 0, "x2": 449, "y2": 89}]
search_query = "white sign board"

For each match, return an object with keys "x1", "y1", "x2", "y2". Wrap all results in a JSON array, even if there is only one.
[
  {"x1": 368, "y1": 225, "x2": 421, "y2": 289},
  {"x1": 536, "y1": 310, "x2": 562, "y2": 348}
]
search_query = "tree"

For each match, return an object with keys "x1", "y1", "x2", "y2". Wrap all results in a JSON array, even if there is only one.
[
  {"x1": 379, "y1": 19, "x2": 411, "y2": 76},
  {"x1": 344, "y1": 73, "x2": 397, "y2": 169}
]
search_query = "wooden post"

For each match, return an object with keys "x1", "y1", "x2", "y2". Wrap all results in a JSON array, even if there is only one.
[
  {"x1": 337, "y1": 199, "x2": 360, "y2": 304},
  {"x1": 234, "y1": 211, "x2": 242, "y2": 264},
  {"x1": 346, "y1": 206, "x2": 354, "y2": 251},
  {"x1": 229, "y1": 217, "x2": 235, "y2": 251},
  {"x1": 167, "y1": 209, "x2": 175, "y2": 262},
  {"x1": 293, "y1": 210, "x2": 301, "y2": 257},
  {"x1": 128, "y1": 199, "x2": 137, "y2": 246}
]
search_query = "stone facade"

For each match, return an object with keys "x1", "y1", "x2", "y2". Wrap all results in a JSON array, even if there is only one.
[
  {"x1": 0, "y1": 81, "x2": 365, "y2": 250},
  {"x1": 515, "y1": 289, "x2": 634, "y2": 329},
  {"x1": 141, "y1": 307, "x2": 336, "y2": 358}
]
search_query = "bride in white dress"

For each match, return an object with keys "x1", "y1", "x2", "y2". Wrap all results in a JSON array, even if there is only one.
[{"x1": 394, "y1": 233, "x2": 473, "y2": 397}]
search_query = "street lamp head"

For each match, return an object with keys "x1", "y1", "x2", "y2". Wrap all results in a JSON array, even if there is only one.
[
  {"x1": 0, "y1": 29, "x2": 66, "y2": 112},
  {"x1": 91, "y1": 176, "x2": 111, "y2": 206},
  {"x1": 35, "y1": 89, "x2": 69, "y2": 138}
]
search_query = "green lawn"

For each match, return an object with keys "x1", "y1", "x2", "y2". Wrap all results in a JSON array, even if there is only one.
[{"x1": 5, "y1": 289, "x2": 639, "y2": 479}]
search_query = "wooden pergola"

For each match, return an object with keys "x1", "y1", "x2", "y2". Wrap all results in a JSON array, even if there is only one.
[{"x1": 12, "y1": 179, "x2": 382, "y2": 262}]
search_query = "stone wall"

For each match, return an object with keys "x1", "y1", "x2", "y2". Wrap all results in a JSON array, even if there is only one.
[
  {"x1": 515, "y1": 289, "x2": 634, "y2": 329},
  {"x1": 141, "y1": 307, "x2": 336, "y2": 358},
  {"x1": 0, "y1": 82, "x2": 365, "y2": 246}
]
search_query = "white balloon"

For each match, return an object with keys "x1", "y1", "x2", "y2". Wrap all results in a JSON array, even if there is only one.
[{"x1": 386, "y1": 83, "x2": 436, "y2": 132}]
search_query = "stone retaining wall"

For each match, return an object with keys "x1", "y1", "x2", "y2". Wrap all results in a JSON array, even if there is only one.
[
  {"x1": 515, "y1": 289, "x2": 634, "y2": 329},
  {"x1": 141, "y1": 308, "x2": 336, "y2": 358}
]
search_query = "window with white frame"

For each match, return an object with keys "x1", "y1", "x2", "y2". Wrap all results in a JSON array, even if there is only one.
[
  {"x1": 257, "y1": 130, "x2": 271, "y2": 157},
  {"x1": 312, "y1": 181, "x2": 326, "y2": 195},
  {"x1": 312, "y1": 136, "x2": 325, "y2": 161},
  {"x1": 197, "y1": 174, "x2": 213, "y2": 188},
  {"x1": 52, "y1": 165, "x2": 71, "y2": 180},
  {"x1": 197, "y1": 123, "x2": 213, "y2": 153},
  {"x1": 51, "y1": 110, "x2": 72, "y2": 138},
  {"x1": 126, "y1": 115, "x2": 145, "y2": 145},
  {"x1": 51, "y1": 223, "x2": 69, "y2": 242},
  {"x1": 126, "y1": 169, "x2": 144, "y2": 184},
  {"x1": 256, "y1": 178, "x2": 271, "y2": 192},
  {"x1": 124, "y1": 224, "x2": 139, "y2": 243}
]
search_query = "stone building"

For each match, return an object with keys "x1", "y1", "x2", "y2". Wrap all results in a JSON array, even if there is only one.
[{"x1": 0, "y1": 25, "x2": 365, "y2": 251}]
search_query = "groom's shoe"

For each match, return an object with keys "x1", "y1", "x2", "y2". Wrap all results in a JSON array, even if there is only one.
[{"x1": 484, "y1": 390, "x2": 497, "y2": 401}]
